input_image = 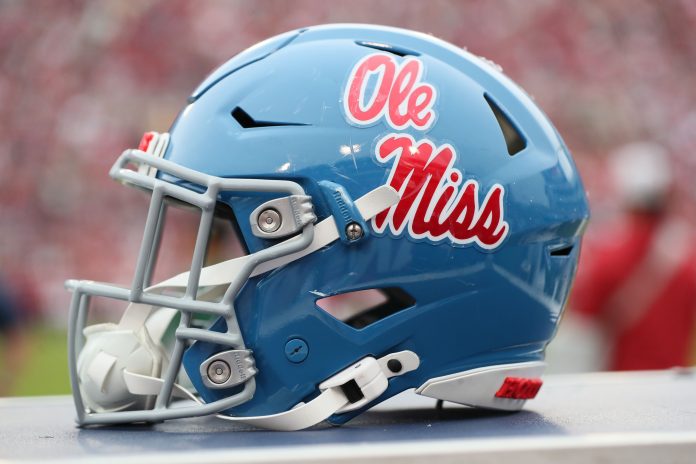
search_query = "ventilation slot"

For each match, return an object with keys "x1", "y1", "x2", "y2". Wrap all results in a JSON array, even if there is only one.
[
  {"x1": 316, "y1": 287, "x2": 415, "y2": 329},
  {"x1": 550, "y1": 245, "x2": 574, "y2": 257},
  {"x1": 484, "y1": 94, "x2": 526, "y2": 156},
  {"x1": 231, "y1": 107, "x2": 309, "y2": 128},
  {"x1": 355, "y1": 40, "x2": 419, "y2": 57}
]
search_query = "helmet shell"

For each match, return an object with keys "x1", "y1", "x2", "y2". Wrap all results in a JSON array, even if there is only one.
[{"x1": 171, "y1": 24, "x2": 588, "y2": 423}]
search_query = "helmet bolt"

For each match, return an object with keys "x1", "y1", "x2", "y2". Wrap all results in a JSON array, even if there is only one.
[
  {"x1": 258, "y1": 208, "x2": 281, "y2": 233},
  {"x1": 345, "y1": 222, "x2": 363, "y2": 241},
  {"x1": 207, "y1": 360, "x2": 231, "y2": 385}
]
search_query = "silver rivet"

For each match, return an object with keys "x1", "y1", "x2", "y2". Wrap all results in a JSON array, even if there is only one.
[
  {"x1": 207, "y1": 360, "x2": 231, "y2": 384},
  {"x1": 345, "y1": 222, "x2": 363, "y2": 241},
  {"x1": 258, "y1": 208, "x2": 281, "y2": 233}
]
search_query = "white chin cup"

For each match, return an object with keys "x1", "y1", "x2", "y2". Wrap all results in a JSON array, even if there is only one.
[{"x1": 77, "y1": 323, "x2": 165, "y2": 413}]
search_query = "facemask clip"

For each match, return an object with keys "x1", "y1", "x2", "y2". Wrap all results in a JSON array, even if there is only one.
[
  {"x1": 200, "y1": 350, "x2": 257, "y2": 390},
  {"x1": 250, "y1": 195, "x2": 316, "y2": 239}
]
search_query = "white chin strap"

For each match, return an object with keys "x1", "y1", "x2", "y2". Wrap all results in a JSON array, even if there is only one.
[
  {"x1": 124, "y1": 350, "x2": 419, "y2": 431},
  {"x1": 80, "y1": 185, "x2": 411, "y2": 430}
]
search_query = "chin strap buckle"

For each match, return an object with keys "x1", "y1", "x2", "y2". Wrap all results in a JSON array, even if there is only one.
[
  {"x1": 215, "y1": 350, "x2": 420, "y2": 430},
  {"x1": 318, "y1": 350, "x2": 420, "y2": 414}
]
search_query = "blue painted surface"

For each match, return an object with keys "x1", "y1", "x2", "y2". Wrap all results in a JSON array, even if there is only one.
[{"x1": 175, "y1": 24, "x2": 589, "y2": 424}]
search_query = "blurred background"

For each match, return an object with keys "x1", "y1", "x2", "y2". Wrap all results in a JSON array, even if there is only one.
[{"x1": 1, "y1": 0, "x2": 696, "y2": 396}]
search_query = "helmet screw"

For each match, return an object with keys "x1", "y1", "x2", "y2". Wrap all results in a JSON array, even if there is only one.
[
  {"x1": 258, "y1": 208, "x2": 281, "y2": 233},
  {"x1": 207, "y1": 360, "x2": 232, "y2": 384},
  {"x1": 345, "y1": 222, "x2": 363, "y2": 241}
]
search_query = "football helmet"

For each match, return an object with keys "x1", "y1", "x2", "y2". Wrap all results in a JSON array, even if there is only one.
[{"x1": 66, "y1": 24, "x2": 589, "y2": 430}]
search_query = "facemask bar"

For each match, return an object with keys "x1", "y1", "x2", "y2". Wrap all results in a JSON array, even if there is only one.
[{"x1": 66, "y1": 148, "x2": 315, "y2": 425}]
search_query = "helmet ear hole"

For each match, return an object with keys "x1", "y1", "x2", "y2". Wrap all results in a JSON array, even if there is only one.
[{"x1": 316, "y1": 287, "x2": 416, "y2": 329}]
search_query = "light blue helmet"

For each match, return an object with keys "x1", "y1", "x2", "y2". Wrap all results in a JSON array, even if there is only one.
[{"x1": 67, "y1": 24, "x2": 589, "y2": 430}]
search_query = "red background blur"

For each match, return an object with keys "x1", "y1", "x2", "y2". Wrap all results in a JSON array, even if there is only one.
[{"x1": 1, "y1": 0, "x2": 696, "y2": 327}]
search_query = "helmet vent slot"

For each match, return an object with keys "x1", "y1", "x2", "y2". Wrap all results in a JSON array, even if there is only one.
[
  {"x1": 355, "y1": 40, "x2": 419, "y2": 57},
  {"x1": 315, "y1": 287, "x2": 416, "y2": 330},
  {"x1": 549, "y1": 244, "x2": 574, "y2": 257},
  {"x1": 231, "y1": 107, "x2": 309, "y2": 128},
  {"x1": 484, "y1": 94, "x2": 527, "y2": 156}
]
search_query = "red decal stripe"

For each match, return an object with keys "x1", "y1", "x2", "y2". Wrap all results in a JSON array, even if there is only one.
[
  {"x1": 138, "y1": 131, "x2": 156, "y2": 152},
  {"x1": 495, "y1": 376, "x2": 543, "y2": 399}
]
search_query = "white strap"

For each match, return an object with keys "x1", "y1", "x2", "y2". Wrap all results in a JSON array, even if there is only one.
[
  {"x1": 122, "y1": 370, "x2": 349, "y2": 431},
  {"x1": 121, "y1": 351, "x2": 419, "y2": 431},
  {"x1": 219, "y1": 388, "x2": 348, "y2": 431},
  {"x1": 123, "y1": 370, "x2": 196, "y2": 400},
  {"x1": 118, "y1": 185, "x2": 399, "y2": 332},
  {"x1": 153, "y1": 184, "x2": 398, "y2": 288},
  {"x1": 143, "y1": 307, "x2": 178, "y2": 341}
]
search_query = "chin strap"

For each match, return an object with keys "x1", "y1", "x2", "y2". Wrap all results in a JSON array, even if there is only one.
[{"x1": 123, "y1": 350, "x2": 419, "y2": 431}]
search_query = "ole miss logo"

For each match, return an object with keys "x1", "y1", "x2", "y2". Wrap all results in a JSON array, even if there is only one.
[
  {"x1": 344, "y1": 53, "x2": 509, "y2": 251},
  {"x1": 343, "y1": 53, "x2": 437, "y2": 130}
]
